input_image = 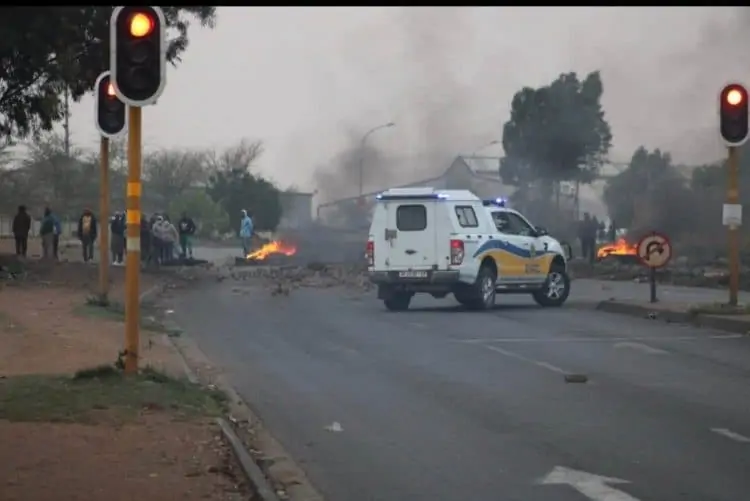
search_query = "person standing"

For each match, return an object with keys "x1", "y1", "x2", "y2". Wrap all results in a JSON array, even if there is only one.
[
  {"x1": 77, "y1": 208, "x2": 98, "y2": 263},
  {"x1": 162, "y1": 215, "x2": 179, "y2": 263},
  {"x1": 110, "y1": 211, "x2": 126, "y2": 265},
  {"x1": 39, "y1": 207, "x2": 56, "y2": 260},
  {"x1": 239, "y1": 209, "x2": 254, "y2": 255},
  {"x1": 51, "y1": 209, "x2": 62, "y2": 260},
  {"x1": 178, "y1": 211, "x2": 196, "y2": 259},
  {"x1": 578, "y1": 212, "x2": 597, "y2": 263},
  {"x1": 12, "y1": 205, "x2": 31, "y2": 257}
]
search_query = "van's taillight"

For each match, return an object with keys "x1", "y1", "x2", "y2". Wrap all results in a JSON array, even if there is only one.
[
  {"x1": 450, "y1": 239, "x2": 464, "y2": 265},
  {"x1": 366, "y1": 240, "x2": 374, "y2": 266}
]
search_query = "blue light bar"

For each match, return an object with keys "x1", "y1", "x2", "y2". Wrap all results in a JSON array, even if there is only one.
[{"x1": 482, "y1": 197, "x2": 507, "y2": 207}]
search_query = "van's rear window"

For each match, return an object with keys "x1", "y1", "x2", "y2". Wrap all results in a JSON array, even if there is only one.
[{"x1": 396, "y1": 205, "x2": 427, "y2": 231}]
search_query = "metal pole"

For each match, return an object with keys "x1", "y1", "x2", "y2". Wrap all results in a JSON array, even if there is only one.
[
  {"x1": 125, "y1": 106, "x2": 142, "y2": 374},
  {"x1": 98, "y1": 136, "x2": 110, "y2": 302},
  {"x1": 727, "y1": 146, "x2": 740, "y2": 306},
  {"x1": 358, "y1": 137, "x2": 365, "y2": 197}
]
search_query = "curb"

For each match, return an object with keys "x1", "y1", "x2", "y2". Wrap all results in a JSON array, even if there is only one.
[
  {"x1": 595, "y1": 300, "x2": 750, "y2": 335},
  {"x1": 165, "y1": 336, "x2": 281, "y2": 501}
]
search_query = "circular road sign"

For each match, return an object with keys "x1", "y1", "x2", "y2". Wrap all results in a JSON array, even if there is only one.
[{"x1": 636, "y1": 232, "x2": 672, "y2": 268}]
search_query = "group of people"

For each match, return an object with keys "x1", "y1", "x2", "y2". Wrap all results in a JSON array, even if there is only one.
[
  {"x1": 577, "y1": 212, "x2": 618, "y2": 263},
  {"x1": 10, "y1": 205, "x2": 197, "y2": 265},
  {"x1": 139, "y1": 212, "x2": 197, "y2": 265}
]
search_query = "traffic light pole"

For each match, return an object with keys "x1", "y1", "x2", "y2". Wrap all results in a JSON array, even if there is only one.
[
  {"x1": 727, "y1": 146, "x2": 741, "y2": 306},
  {"x1": 98, "y1": 136, "x2": 110, "y2": 303},
  {"x1": 125, "y1": 105, "x2": 142, "y2": 374}
]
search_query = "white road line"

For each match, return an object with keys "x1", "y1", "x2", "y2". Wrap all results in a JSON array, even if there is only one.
[
  {"x1": 711, "y1": 427, "x2": 750, "y2": 443},
  {"x1": 482, "y1": 344, "x2": 568, "y2": 376},
  {"x1": 408, "y1": 322, "x2": 426, "y2": 329},
  {"x1": 453, "y1": 334, "x2": 743, "y2": 345},
  {"x1": 613, "y1": 342, "x2": 668, "y2": 355}
]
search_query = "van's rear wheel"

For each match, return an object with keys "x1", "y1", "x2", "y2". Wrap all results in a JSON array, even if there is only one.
[
  {"x1": 384, "y1": 292, "x2": 412, "y2": 311},
  {"x1": 465, "y1": 265, "x2": 497, "y2": 311},
  {"x1": 532, "y1": 264, "x2": 570, "y2": 307}
]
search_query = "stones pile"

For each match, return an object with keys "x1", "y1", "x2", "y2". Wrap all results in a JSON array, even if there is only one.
[{"x1": 220, "y1": 262, "x2": 373, "y2": 293}]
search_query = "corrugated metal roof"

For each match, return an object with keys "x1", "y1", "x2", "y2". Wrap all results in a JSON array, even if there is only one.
[{"x1": 459, "y1": 155, "x2": 501, "y2": 176}]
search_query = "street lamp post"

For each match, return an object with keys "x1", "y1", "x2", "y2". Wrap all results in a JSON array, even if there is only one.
[
  {"x1": 358, "y1": 121, "x2": 395, "y2": 197},
  {"x1": 471, "y1": 139, "x2": 499, "y2": 157}
]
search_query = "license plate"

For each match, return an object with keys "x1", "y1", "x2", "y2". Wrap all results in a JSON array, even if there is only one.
[{"x1": 399, "y1": 271, "x2": 428, "y2": 278}]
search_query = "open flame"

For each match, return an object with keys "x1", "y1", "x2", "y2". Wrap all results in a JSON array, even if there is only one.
[
  {"x1": 246, "y1": 240, "x2": 297, "y2": 261},
  {"x1": 596, "y1": 238, "x2": 637, "y2": 259}
]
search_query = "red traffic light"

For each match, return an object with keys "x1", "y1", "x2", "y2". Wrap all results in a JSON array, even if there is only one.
[
  {"x1": 719, "y1": 83, "x2": 749, "y2": 146},
  {"x1": 129, "y1": 12, "x2": 154, "y2": 38}
]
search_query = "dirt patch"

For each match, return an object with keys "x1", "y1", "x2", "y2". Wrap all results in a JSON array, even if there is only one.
[
  {"x1": 0, "y1": 265, "x2": 251, "y2": 501},
  {"x1": 0, "y1": 285, "x2": 176, "y2": 377}
]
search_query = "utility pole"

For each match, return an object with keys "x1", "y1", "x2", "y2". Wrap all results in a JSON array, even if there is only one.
[
  {"x1": 63, "y1": 87, "x2": 71, "y2": 157},
  {"x1": 358, "y1": 121, "x2": 395, "y2": 197}
]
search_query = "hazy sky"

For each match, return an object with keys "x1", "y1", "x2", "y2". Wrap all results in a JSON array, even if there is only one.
[{"x1": 65, "y1": 7, "x2": 747, "y2": 193}]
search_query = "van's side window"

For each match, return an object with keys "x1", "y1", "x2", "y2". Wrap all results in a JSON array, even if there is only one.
[
  {"x1": 396, "y1": 205, "x2": 427, "y2": 231},
  {"x1": 455, "y1": 206, "x2": 478, "y2": 228}
]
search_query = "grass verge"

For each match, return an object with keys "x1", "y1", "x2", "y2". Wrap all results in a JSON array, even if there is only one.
[{"x1": 0, "y1": 365, "x2": 226, "y2": 423}]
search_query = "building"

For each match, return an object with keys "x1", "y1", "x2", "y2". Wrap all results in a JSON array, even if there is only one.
[
  {"x1": 278, "y1": 190, "x2": 314, "y2": 229},
  {"x1": 316, "y1": 155, "x2": 514, "y2": 226}
]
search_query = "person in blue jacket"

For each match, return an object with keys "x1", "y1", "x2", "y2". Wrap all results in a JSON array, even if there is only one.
[
  {"x1": 50, "y1": 209, "x2": 62, "y2": 260},
  {"x1": 239, "y1": 209, "x2": 254, "y2": 255}
]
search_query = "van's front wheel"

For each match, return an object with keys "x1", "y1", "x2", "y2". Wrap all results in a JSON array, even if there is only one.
[
  {"x1": 384, "y1": 292, "x2": 412, "y2": 311},
  {"x1": 532, "y1": 265, "x2": 570, "y2": 307}
]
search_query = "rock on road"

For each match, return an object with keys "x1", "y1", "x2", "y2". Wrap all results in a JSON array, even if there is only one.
[{"x1": 174, "y1": 283, "x2": 750, "y2": 501}]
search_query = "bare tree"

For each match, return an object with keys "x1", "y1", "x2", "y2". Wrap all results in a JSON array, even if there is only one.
[
  {"x1": 143, "y1": 148, "x2": 208, "y2": 207},
  {"x1": 203, "y1": 138, "x2": 264, "y2": 173}
]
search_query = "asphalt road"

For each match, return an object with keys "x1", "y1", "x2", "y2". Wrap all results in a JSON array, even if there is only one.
[{"x1": 175, "y1": 284, "x2": 750, "y2": 501}]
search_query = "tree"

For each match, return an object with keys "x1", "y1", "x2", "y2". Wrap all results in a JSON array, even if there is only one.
[
  {"x1": 0, "y1": 7, "x2": 216, "y2": 139},
  {"x1": 144, "y1": 148, "x2": 207, "y2": 206},
  {"x1": 603, "y1": 146, "x2": 692, "y2": 232},
  {"x1": 204, "y1": 139, "x2": 283, "y2": 232},
  {"x1": 168, "y1": 189, "x2": 229, "y2": 237},
  {"x1": 500, "y1": 72, "x2": 612, "y2": 190}
]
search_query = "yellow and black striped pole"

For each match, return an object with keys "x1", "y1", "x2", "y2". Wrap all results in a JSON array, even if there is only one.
[{"x1": 124, "y1": 105, "x2": 142, "y2": 374}]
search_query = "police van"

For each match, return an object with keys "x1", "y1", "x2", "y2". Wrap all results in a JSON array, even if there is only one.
[{"x1": 366, "y1": 187, "x2": 571, "y2": 311}]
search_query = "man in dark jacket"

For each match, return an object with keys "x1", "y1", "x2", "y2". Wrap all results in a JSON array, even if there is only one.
[
  {"x1": 110, "y1": 211, "x2": 126, "y2": 265},
  {"x1": 177, "y1": 211, "x2": 197, "y2": 259},
  {"x1": 77, "y1": 208, "x2": 98, "y2": 263},
  {"x1": 12, "y1": 205, "x2": 31, "y2": 257}
]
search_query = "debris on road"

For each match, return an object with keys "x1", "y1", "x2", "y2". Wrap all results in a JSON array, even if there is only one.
[
  {"x1": 564, "y1": 374, "x2": 589, "y2": 384},
  {"x1": 324, "y1": 421, "x2": 344, "y2": 433}
]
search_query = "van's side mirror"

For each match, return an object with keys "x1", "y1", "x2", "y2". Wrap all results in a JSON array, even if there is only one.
[{"x1": 534, "y1": 226, "x2": 548, "y2": 237}]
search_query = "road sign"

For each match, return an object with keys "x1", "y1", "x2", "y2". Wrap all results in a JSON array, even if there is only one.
[{"x1": 636, "y1": 232, "x2": 672, "y2": 269}]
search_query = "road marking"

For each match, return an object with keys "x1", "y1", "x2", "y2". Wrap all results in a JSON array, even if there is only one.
[
  {"x1": 409, "y1": 322, "x2": 426, "y2": 329},
  {"x1": 613, "y1": 342, "x2": 668, "y2": 355},
  {"x1": 481, "y1": 344, "x2": 567, "y2": 376},
  {"x1": 538, "y1": 466, "x2": 641, "y2": 501},
  {"x1": 453, "y1": 334, "x2": 743, "y2": 344},
  {"x1": 711, "y1": 427, "x2": 750, "y2": 443}
]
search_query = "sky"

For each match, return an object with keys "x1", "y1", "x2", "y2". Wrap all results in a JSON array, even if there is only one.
[{"x1": 64, "y1": 6, "x2": 749, "y2": 196}]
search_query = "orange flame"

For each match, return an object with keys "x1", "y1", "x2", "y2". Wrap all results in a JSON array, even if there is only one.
[
  {"x1": 597, "y1": 238, "x2": 637, "y2": 259},
  {"x1": 247, "y1": 240, "x2": 297, "y2": 261}
]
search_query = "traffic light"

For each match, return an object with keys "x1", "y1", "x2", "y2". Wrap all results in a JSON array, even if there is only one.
[
  {"x1": 110, "y1": 6, "x2": 166, "y2": 106},
  {"x1": 94, "y1": 71, "x2": 126, "y2": 137},
  {"x1": 719, "y1": 83, "x2": 749, "y2": 146}
]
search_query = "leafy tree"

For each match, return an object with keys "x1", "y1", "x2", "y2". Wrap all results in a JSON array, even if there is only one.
[
  {"x1": 168, "y1": 189, "x2": 229, "y2": 237},
  {"x1": 204, "y1": 139, "x2": 282, "y2": 232},
  {"x1": 603, "y1": 146, "x2": 692, "y2": 231},
  {"x1": 500, "y1": 71, "x2": 612, "y2": 189},
  {"x1": 0, "y1": 7, "x2": 216, "y2": 139}
]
